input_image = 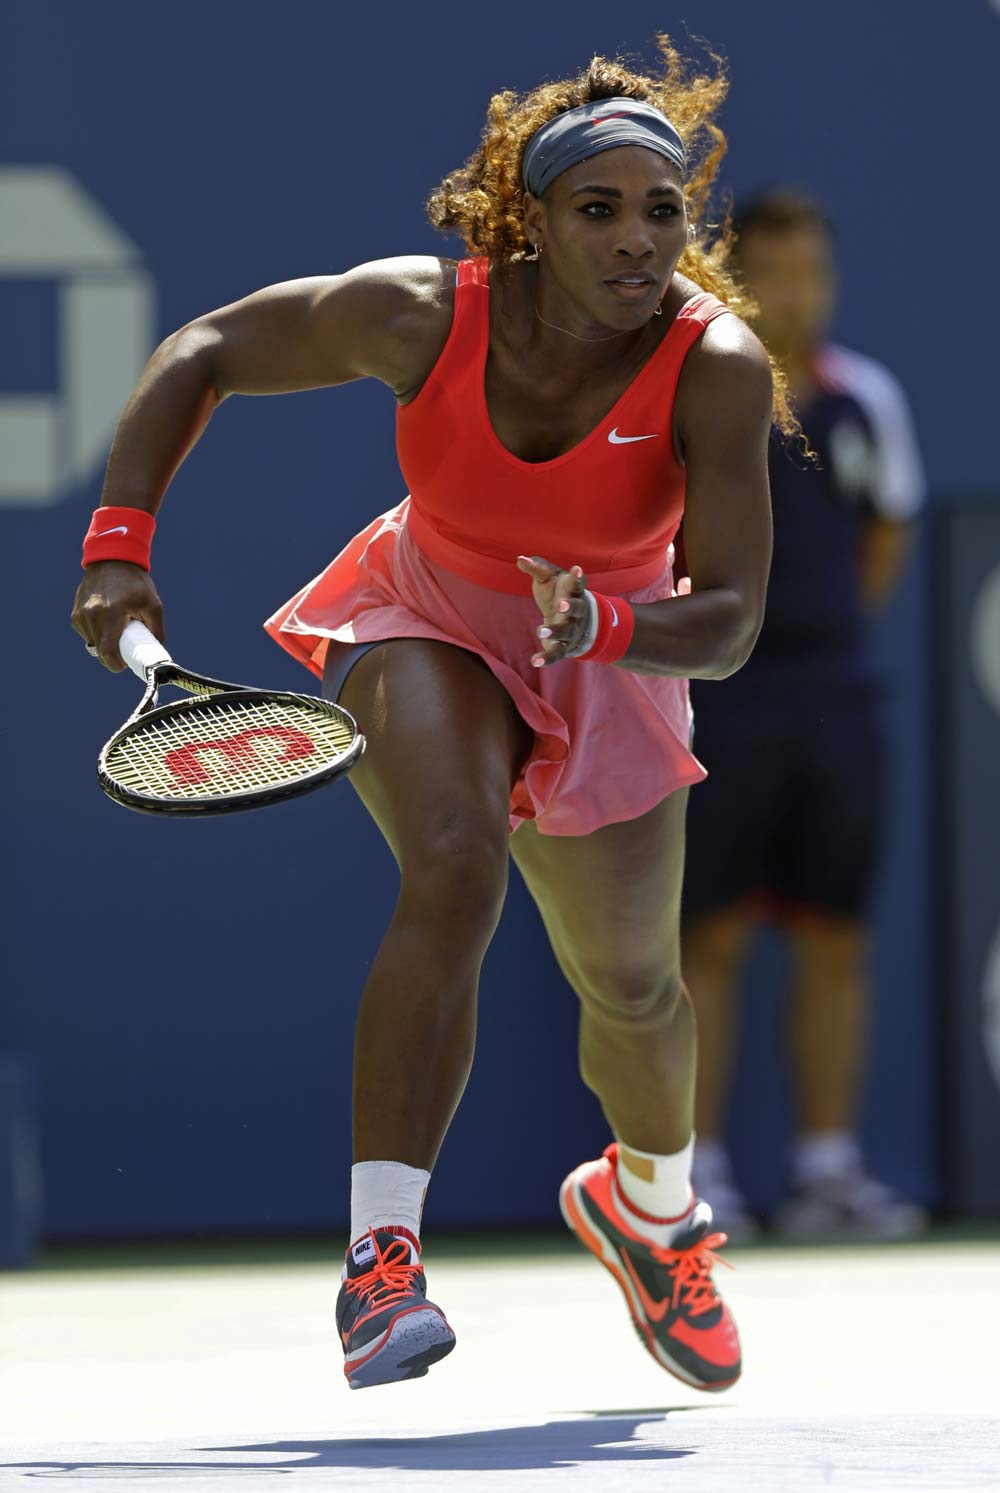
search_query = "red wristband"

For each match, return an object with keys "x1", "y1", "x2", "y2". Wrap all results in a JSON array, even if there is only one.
[
  {"x1": 82, "y1": 507, "x2": 156, "y2": 570},
  {"x1": 586, "y1": 593, "x2": 635, "y2": 664}
]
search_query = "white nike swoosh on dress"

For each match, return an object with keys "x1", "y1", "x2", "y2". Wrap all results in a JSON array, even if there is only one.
[
  {"x1": 608, "y1": 428, "x2": 659, "y2": 444},
  {"x1": 95, "y1": 525, "x2": 129, "y2": 537}
]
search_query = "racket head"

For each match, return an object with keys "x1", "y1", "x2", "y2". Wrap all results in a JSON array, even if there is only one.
[{"x1": 98, "y1": 688, "x2": 365, "y2": 816}]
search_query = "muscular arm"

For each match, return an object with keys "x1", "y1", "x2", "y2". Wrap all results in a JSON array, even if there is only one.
[
  {"x1": 95, "y1": 256, "x2": 455, "y2": 516},
  {"x1": 622, "y1": 317, "x2": 774, "y2": 679},
  {"x1": 72, "y1": 256, "x2": 454, "y2": 667}
]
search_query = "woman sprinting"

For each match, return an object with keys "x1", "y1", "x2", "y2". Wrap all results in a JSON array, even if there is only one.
[{"x1": 71, "y1": 38, "x2": 785, "y2": 1393}]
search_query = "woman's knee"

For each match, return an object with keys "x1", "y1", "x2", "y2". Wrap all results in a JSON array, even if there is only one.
[
  {"x1": 570, "y1": 950, "x2": 688, "y2": 1030},
  {"x1": 397, "y1": 810, "x2": 511, "y2": 941}
]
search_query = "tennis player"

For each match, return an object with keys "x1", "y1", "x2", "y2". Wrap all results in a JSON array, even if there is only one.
[{"x1": 71, "y1": 39, "x2": 786, "y2": 1392}]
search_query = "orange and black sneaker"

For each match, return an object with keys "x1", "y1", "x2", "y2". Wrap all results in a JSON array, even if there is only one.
[
  {"x1": 335, "y1": 1228, "x2": 456, "y2": 1390},
  {"x1": 560, "y1": 1143, "x2": 741, "y2": 1391}
]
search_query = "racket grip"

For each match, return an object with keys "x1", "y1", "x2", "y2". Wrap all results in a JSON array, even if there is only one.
[{"x1": 119, "y1": 620, "x2": 172, "y2": 679}]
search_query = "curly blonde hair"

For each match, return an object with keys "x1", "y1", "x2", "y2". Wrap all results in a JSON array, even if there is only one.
[{"x1": 428, "y1": 35, "x2": 795, "y2": 435}]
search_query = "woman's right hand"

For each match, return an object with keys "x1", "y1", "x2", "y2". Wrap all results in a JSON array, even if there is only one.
[{"x1": 71, "y1": 562, "x2": 165, "y2": 672}]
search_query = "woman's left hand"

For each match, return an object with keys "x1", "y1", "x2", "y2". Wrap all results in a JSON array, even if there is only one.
[{"x1": 516, "y1": 555, "x2": 589, "y2": 667}]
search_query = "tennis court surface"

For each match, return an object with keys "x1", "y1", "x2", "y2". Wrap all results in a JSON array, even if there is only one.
[{"x1": 2, "y1": 1231, "x2": 998, "y2": 1491}]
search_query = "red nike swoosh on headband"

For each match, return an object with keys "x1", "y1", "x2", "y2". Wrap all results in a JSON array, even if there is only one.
[{"x1": 590, "y1": 113, "x2": 632, "y2": 125}]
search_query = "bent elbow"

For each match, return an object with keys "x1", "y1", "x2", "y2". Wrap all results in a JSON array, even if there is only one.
[
  {"x1": 708, "y1": 611, "x2": 763, "y2": 680},
  {"x1": 157, "y1": 321, "x2": 227, "y2": 399}
]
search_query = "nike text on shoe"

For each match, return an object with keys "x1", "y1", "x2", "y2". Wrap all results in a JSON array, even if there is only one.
[
  {"x1": 335, "y1": 1228, "x2": 456, "y2": 1390},
  {"x1": 560, "y1": 1143, "x2": 741, "y2": 1390}
]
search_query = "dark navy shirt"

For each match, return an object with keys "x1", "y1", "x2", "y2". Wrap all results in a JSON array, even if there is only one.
[{"x1": 693, "y1": 343, "x2": 925, "y2": 712}]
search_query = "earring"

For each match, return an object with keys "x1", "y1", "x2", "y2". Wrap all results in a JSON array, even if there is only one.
[
  {"x1": 654, "y1": 300, "x2": 663, "y2": 316},
  {"x1": 524, "y1": 242, "x2": 542, "y2": 262}
]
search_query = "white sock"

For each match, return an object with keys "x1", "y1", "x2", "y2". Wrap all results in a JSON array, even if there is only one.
[
  {"x1": 614, "y1": 1136, "x2": 696, "y2": 1246},
  {"x1": 793, "y1": 1130, "x2": 862, "y2": 1185},
  {"x1": 350, "y1": 1160, "x2": 429, "y2": 1253}
]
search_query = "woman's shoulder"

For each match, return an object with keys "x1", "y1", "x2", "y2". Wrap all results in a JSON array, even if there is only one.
[
  {"x1": 668, "y1": 273, "x2": 768, "y2": 375},
  {"x1": 335, "y1": 255, "x2": 459, "y2": 399},
  {"x1": 667, "y1": 275, "x2": 771, "y2": 433},
  {"x1": 343, "y1": 254, "x2": 458, "y2": 330}
]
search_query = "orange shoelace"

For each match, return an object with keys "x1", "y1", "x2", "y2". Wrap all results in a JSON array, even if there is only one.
[
  {"x1": 651, "y1": 1232, "x2": 734, "y2": 1318},
  {"x1": 345, "y1": 1234, "x2": 422, "y2": 1312}
]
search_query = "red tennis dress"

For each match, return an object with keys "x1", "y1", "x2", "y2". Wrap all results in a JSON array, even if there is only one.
[{"x1": 265, "y1": 258, "x2": 731, "y2": 835}]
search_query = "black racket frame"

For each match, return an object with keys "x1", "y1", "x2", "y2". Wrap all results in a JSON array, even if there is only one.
[{"x1": 98, "y1": 685, "x2": 365, "y2": 817}]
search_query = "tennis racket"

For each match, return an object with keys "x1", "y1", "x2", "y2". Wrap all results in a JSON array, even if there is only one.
[{"x1": 97, "y1": 621, "x2": 365, "y2": 817}]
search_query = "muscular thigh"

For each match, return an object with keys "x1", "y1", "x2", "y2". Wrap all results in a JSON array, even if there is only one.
[
  {"x1": 325, "y1": 639, "x2": 532, "y2": 869},
  {"x1": 510, "y1": 790, "x2": 688, "y2": 986}
]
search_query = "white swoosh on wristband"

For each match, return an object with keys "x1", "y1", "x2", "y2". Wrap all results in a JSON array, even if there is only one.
[
  {"x1": 95, "y1": 525, "x2": 129, "y2": 537},
  {"x1": 609, "y1": 602, "x2": 619, "y2": 627}
]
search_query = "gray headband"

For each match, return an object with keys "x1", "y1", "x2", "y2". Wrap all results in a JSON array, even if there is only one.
[{"x1": 522, "y1": 97, "x2": 686, "y2": 199}]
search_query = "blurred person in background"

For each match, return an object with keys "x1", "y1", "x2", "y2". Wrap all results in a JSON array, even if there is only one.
[{"x1": 682, "y1": 190, "x2": 927, "y2": 1240}]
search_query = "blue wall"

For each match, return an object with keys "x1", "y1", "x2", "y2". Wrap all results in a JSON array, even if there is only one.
[{"x1": 3, "y1": 0, "x2": 996, "y2": 1237}]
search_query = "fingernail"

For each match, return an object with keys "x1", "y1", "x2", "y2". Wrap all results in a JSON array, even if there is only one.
[
  {"x1": 558, "y1": 599, "x2": 570, "y2": 613},
  {"x1": 538, "y1": 626, "x2": 552, "y2": 639},
  {"x1": 531, "y1": 654, "x2": 545, "y2": 668}
]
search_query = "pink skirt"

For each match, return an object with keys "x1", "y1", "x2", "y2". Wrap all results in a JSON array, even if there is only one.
[{"x1": 263, "y1": 498, "x2": 705, "y2": 836}]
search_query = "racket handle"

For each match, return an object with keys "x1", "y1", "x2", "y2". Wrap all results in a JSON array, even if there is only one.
[{"x1": 119, "y1": 620, "x2": 172, "y2": 680}]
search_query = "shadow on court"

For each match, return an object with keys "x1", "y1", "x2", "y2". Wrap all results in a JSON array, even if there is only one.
[{"x1": 2, "y1": 1414, "x2": 695, "y2": 1477}]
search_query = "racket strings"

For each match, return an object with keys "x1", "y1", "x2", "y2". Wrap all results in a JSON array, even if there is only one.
[{"x1": 104, "y1": 696, "x2": 356, "y2": 800}]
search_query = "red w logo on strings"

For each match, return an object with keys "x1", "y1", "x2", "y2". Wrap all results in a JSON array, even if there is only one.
[{"x1": 165, "y1": 724, "x2": 316, "y2": 785}]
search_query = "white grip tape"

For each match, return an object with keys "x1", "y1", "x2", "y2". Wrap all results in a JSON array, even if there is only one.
[{"x1": 119, "y1": 620, "x2": 172, "y2": 680}]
